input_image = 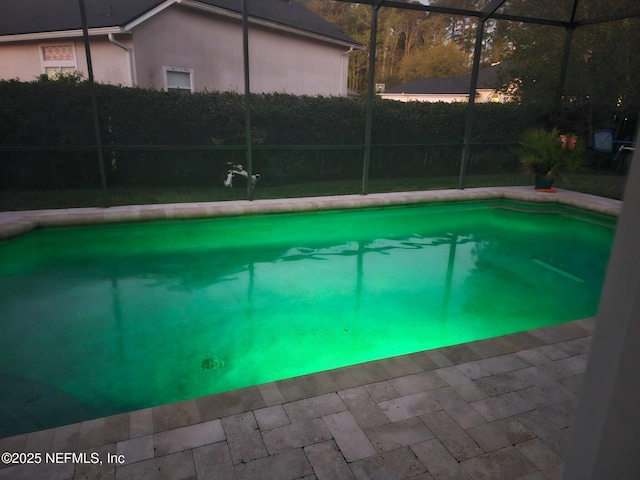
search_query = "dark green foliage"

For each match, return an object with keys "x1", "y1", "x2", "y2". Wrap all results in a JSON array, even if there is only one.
[{"x1": 0, "y1": 80, "x2": 541, "y2": 189}]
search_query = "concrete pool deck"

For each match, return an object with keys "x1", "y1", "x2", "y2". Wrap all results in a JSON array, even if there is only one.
[{"x1": 0, "y1": 188, "x2": 622, "y2": 479}]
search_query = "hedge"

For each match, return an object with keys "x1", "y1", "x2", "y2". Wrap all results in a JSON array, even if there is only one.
[{"x1": 0, "y1": 79, "x2": 541, "y2": 188}]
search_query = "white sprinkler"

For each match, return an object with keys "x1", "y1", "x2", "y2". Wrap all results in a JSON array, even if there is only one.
[{"x1": 223, "y1": 163, "x2": 261, "y2": 187}]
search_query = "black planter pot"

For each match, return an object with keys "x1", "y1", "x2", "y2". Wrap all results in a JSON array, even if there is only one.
[{"x1": 534, "y1": 174, "x2": 554, "y2": 189}]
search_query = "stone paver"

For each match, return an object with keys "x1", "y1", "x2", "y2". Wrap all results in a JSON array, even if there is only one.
[
  {"x1": 234, "y1": 448, "x2": 312, "y2": 480},
  {"x1": 350, "y1": 447, "x2": 428, "y2": 480},
  {"x1": 421, "y1": 410, "x2": 484, "y2": 461},
  {"x1": 338, "y1": 386, "x2": 389, "y2": 430},
  {"x1": 365, "y1": 417, "x2": 434, "y2": 452},
  {"x1": 437, "y1": 366, "x2": 489, "y2": 402},
  {"x1": 412, "y1": 438, "x2": 472, "y2": 480},
  {"x1": 197, "y1": 386, "x2": 266, "y2": 421},
  {"x1": 153, "y1": 419, "x2": 225, "y2": 456},
  {"x1": 257, "y1": 383, "x2": 286, "y2": 407},
  {"x1": 536, "y1": 399, "x2": 576, "y2": 429},
  {"x1": 456, "y1": 361, "x2": 493, "y2": 380},
  {"x1": 253, "y1": 405, "x2": 290, "y2": 432},
  {"x1": 129, "y1": 408, "x2": 154, "y2": 440},
  {"x1": 115, "y1": 450, "x2": 195, "y2": 480},
  {"x1": 262, "y1": 418, "x2": 331, "y2": 455},
  {"x1": 0, "y1": 459, "x2": 74, "y2": 480},
  {"x1": 152, "y1": 400, "x2": 201, "y2": 433},
  {"x1": 388, "y1": 370, "x2": 448, "y2": 396},
  {"x1": 477, "y1": 353, "x2": 532, "y2": 375},
  {"x1": 116, "y1": 434, "x2": 154, "y2": 464},
  {"x1": 22, "y1": 429, "x2": 53, "y2": 456},
  {"x1": 304, "y1": 440, "x2": 355, "y2": 480},
  {"x1": 192, "y1": 442, "x2": 236, "y2": 480},
  {"x1": 222, "y1": 412, "x2": 268, "y2": 465},
  {"x1": 75, "y1": 444, "x2": 117, "y2": 480},
  {"x1": 323, "y1": 411, "x2": 376, "y2": 462},
  {"x1": 461, "y1": 446, "x2": 537, "y2": 480},
  {"x1": 515, "y1": 410, "x2": 569, "y2": 457},
  {"x1": 516, "y1": 438, "x2": 564, "y2": 480},
  {"x1": 429, "y1": 386, "x2": 487, "y2": 429},
  {"x1": 50, "y1": 423, "x2": 80, "y2": 453},
  {"x1": 471, "y1": 392, "x2": 535, "y2": 422},
  {"x1": 283, "y1": 392, "x2": 346, "y2": 423},
  {"x1": 363, "y1": 381, "x2": 400, "y2": 403},
  {"x1": 377, "y1": 390, "x2": 441, "y2": 422},
  {"x1": 466, "y1": 418, "x2": 536, "y2": 452},
  {"x1": 474, "y1": 370, "x2": 531, "y2": 396}
]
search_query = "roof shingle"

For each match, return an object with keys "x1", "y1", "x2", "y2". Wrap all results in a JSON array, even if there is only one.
[
  {"x1": 0, "y1": 0, "x2": 360, "y2": 46},
  {"x1": 385, "y1": 63, "x2": 507, "y2": 95}
]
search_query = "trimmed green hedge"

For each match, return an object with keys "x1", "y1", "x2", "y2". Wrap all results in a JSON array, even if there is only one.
[{"x1": 0, "y1": 80, "x2": 540, "y2": 188}]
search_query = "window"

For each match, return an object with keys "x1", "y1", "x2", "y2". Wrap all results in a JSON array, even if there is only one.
[
  {"x1": 41, "y1": 44, "x2": 77, "y2": 78},
  {"x1": 164, "y1": 67, "x2": 194, "y2": 93}
]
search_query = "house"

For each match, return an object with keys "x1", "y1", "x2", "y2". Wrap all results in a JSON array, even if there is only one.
[
  {"x1": 0, "y1": 0, "x2": 362, "y2": 96},
  {"x1": 379, "y1": 62, "x2": 512, "y2": 103}
]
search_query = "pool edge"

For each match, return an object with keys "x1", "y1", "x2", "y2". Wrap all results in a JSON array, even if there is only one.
[{"x1": 0, "y1": 187, "x2": 623, "y2": 241}]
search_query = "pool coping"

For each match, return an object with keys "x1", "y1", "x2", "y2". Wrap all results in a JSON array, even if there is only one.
[{"x1": 0, "y1": 186, "x2": 622, "y2": 241}]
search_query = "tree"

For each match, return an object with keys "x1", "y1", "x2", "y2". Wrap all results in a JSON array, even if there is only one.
[
  {"x1": 566, "y1": 18, "x2": 640, "y2": 134},
  {"x1": 398, "y1": 42, "x2": 469, "y2": 82},
  {"x1": 301, "y1": 0, "x2": 440, "y2": 92},
  {"x1": 500, "y1": 3, "x2": 640, "y2": 135},
  {"x1": 300, "y1": 0, "x2": 640, "y2": 136}
]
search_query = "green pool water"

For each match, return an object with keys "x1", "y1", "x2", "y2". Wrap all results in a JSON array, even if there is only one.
[{"x1": 0, "y1": 200, "x2": 616, "y2": 437}]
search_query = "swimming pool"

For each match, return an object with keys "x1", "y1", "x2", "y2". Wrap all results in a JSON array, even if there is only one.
[{"x1": 0, "y1": 199, "x2": 616, "y2": 437}]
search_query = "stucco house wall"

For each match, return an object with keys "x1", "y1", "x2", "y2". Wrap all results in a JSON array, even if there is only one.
[
  {"x1": 0, "y1": 36, "x2": 133, "y2": 86},
  {"x1": 0, "y1": 2, "x2": 358, "y2": 96},
  {"x1": 380, "y1": 93, "x2": 469, "y2": 103},
  {"x1": 380, "y1": 88, "x2": 498, "y2": 103},
  {"x1": 247, "y1": 25, "x2": 350, "y2": 96},
  {"x1": 0, "y1": 43, "x2": 42, "y2": 81},
  {"x1": 131, "y1": 7, "x2": 349, "y2": 96}
]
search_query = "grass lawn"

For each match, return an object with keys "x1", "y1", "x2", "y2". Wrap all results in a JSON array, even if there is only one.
[{"x1": 0, "y1": 173, "x2": 626, "y2": 212}]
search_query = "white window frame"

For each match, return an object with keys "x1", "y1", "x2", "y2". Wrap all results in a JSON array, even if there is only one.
[
  {"x1": 40, "y1": 43, "x2": 78, "y2": 77},
  {"x1": 163, "y1": 66, "x2": 194, "y2": 93}
]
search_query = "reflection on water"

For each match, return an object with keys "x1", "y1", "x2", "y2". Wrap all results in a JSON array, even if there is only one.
[{"x1": 0, "y1": 201, "x2": 615, "y2": 437}]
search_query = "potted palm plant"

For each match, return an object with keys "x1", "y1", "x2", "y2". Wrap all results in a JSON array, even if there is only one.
[{"x1": 517, "y1": 128, "x2": 586, "y2": 190}]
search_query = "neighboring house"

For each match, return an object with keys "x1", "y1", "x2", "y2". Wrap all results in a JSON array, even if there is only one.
[
  {"x1": 0, "y1": 0, "x2": 362, "y2": 96},
  {"x1": 379, "y1": 62, "x2": 512, "y2": 103}
]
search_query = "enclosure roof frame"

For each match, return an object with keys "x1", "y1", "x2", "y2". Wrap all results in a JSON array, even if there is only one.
[
  {"x1": 334, "y1": 0, "x2": 640, "y2": 191},
  {"x1": 335, "y1": 0, "x2": 640, "y2": 28}
]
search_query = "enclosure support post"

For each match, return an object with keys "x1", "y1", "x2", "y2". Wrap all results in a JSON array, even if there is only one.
[
  {"x1": 458, "y1": 0, "x2": 505, "y2": 190},
  {"x1": 458, "y1": 19, "x2": 485, "y2": 190},
  {"x1": 242, "y1": 0, "x2": 253, "y2": 201},
  {"x1": 564, "y1": 137, "x2": 640, "y2": 480},
  {"x1": 362, "y1": 2, "x2": 381, "y2": 195},
  {"x1": 554, "y1": 26, "x2": 575, "y2": 125},
  {"x1": 79, "y1": 0, "x2": 108, "y2": 206},
  {"x1": 553, "y1": 0, "x2": 578, "y2": 125}
]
